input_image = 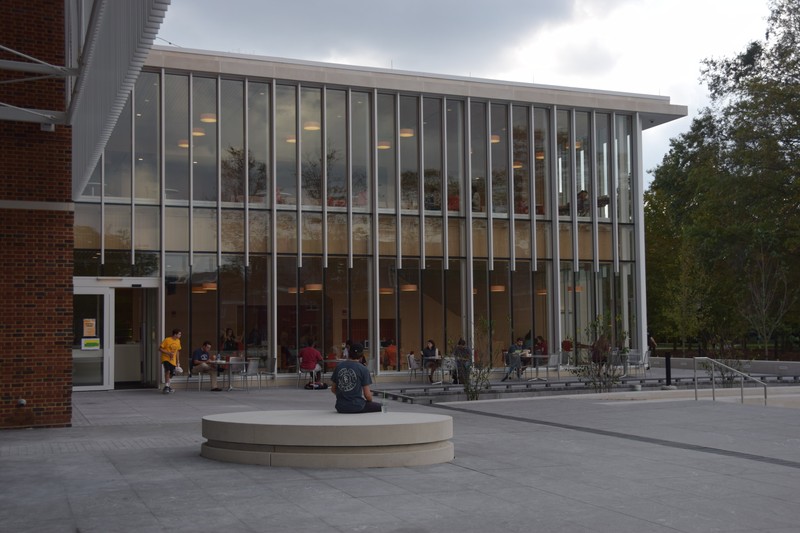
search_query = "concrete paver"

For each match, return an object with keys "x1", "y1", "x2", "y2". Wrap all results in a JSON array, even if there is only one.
[{"x1": 1, "y1": 383, "x2": 799, "y2": 532}]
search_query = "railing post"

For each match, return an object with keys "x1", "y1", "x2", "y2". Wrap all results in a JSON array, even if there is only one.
[{"x1": 665, "y1": 352, "x2": 672, "y2": 386}]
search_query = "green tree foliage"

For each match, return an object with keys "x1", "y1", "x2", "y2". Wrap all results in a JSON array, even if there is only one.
[{"x1": 647, "y1": 0, "x2": 800, "y2": 353}]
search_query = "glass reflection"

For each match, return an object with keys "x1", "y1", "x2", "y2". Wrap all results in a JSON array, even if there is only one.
[
  {"x1": 134, "y1": 71, "x2": 159, "y2": 201},
  {"x1": 220, "y1": 79, "x2": 244, "y2": 204},
  {"x1": 247, "y1": 81, "x2": 270, "y2": 205},
  {"x1": 193, "y1": 77, "x2": 218, "y2": 203},
  {"x1": 326, "y1": 89, "x2": 347, "y2": 207},
  {"x1": 276, "y1": 85, "x2": 297, "y2": 205},
  {"x1": 400, "y1": 95, "x2": 419, "y2": 211},
  {"x1": 423, "y1": 97, "x2": 442, "y2": 211},
  {"x1": 490, "y1": 103, "x2": 508, "y2": 213},
  {"x1": 301, "y1": 87, "x2": 322, "y2": 206},
  {"x1": 446, "y1": 100, "x2": 464, "y2": 214},
  {"x1": 377, "y1": 93, "x2": 396, "y2": 209},
  {"x1": 470, "y1": 101, "x2": 487, "y2": 213}
]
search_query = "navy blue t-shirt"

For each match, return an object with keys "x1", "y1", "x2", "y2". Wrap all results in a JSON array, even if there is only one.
[{"x1": 331, "y1": 359, "x2": 372, "y2": 413}]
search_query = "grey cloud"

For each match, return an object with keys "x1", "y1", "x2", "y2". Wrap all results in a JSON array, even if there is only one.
[{"x1": 160, "y1": 0, "x2": 585, "y2": 76}]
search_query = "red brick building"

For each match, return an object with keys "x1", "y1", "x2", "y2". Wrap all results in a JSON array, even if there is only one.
[{"x1": 0, "y1": 0, "x2": 169, "y2": 428}]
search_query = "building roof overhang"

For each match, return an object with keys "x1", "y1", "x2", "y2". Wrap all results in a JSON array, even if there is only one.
[{"x1": 147, "y1": 46, "x2": 688, "y2": 130}]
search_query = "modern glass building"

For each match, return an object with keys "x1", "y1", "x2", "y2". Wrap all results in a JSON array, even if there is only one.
[{"x1": 71, "y1": 46, "x2": 686, "y2": 389}]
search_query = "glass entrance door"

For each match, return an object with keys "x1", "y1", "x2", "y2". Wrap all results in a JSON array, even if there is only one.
[
  {"x1": 114, "y1": 288, "x2": 158, "y2": 387},
  {"x1": 73, "y1": 288, "x2": 112, "y2": 389}
]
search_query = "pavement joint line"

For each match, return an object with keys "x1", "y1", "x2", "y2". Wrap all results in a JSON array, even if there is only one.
[{"x1": 432, "y1": 403, "x2": 800, "y2": 471}]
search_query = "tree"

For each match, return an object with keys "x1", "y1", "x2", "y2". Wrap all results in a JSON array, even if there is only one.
[
  {"x1": 647, "y1": 0, "x2": 800, "y2": 354},
  {"x1": 740, "y1": 234, "x2": 797, "y2": 359}
]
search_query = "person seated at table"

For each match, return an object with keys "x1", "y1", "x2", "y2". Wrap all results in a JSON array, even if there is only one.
[
  {"x1": 330, "y1": 343, "x2": 382, "y2": 413},
  {"x1": 501, "y1": 338, "x2": 525, "y2": 382},
  {"x1": 422, "y1": 339, "x2": 440, "y2": 383},
  {"x1": 298, "y1": 341, "x2": 323, "y2": 383},
  {"x1": 191, "y1": 341, "x2": 221, "y2": 391},
  {"x1": 383, "y1": 339, "x2": 397, "y2": 370},
  {"x1": 534, "y1": 335, "x2": 547, "y2": 355}
]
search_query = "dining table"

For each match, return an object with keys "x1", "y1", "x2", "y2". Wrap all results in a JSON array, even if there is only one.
[{"x1": 210, "y1": 357, "x2": 246, "y2": 391}]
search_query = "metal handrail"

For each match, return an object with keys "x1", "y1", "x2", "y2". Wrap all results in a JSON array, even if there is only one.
[{"x1": 693, "y1": 357, "x2": 767, "y2": 406}]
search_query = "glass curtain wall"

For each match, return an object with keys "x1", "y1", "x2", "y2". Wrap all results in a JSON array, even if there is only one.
[{"x1": 81, "y1": 64, "x2": 647, "y2": 379}]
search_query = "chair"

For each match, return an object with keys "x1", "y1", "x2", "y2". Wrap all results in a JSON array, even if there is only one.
[
  {"x1": 184, "y1": 361, "x2": 208, "y2": 391},
  {"x1": 502, "y1": 351, "x2": 523, "y2": 381},
  {"x1": 543, "y1": 353, "x2": 562, "y2": 381},
  {"x1": 228, "y1": 356, "x2": 245, "y2": 390},
  {"x1": 626, "y1": 350, "x2": 649, "y2": 377},
  {"x1": 239, "y1": 358, "x2": 261, "y2": 391},
  {"x1": 407, "y1": 353, "x2": 422, "y2": 382},
  {"x1": 296, "y1": 357, "x2": 318, "y2": 388}
]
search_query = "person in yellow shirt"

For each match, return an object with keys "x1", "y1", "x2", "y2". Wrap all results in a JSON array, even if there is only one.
[{"x1": 159, "y1": 328, "x2": 182, "y2": 394}]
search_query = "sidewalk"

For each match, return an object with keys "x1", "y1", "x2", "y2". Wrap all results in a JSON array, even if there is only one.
[{"x1": 2, "y1": 384, "x2": 799, "y2": 532}]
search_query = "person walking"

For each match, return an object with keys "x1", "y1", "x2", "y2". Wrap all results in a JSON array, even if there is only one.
[{"x1": 159, "y1": 328, "x2": 182, "y2": 394}]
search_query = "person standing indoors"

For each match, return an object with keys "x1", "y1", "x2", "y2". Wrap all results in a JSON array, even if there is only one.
[
  {"x1": 160, "y1": 328, "x2": 182, "y2": 394},
  {"x1": 452, "y1": 338, "x2": 471, "y2": 384},
  {"x1": 191, "y1": 340, "x2": 221, "y2": 391},
  {"x1": 330, "y1": 343, "x2": 382, "y2": 413}
]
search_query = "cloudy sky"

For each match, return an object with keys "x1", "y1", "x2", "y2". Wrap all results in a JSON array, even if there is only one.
[{"x1": 157, "y1": 0, "x2": 771, "y2": 187}]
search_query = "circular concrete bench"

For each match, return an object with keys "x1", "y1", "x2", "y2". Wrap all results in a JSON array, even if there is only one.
[{"x1": 201, "y1": 410, "x2": 454, "y2": 468}]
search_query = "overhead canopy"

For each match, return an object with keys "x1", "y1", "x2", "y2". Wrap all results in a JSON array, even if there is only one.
[
  {"x1": 69, "y1": 0, "x2": 171, "y2": 200},
  {"x1": 0, "y1": 0, "x2": 170, "y2": 200}
]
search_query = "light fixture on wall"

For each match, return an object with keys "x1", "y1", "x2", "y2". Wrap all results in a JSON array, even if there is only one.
[
  {"x1": 305, "y1": 283, "x2": 323, "y2": 291},
  {"x1": 200, "y1": 113, "x2": 217, "y2": 123},
  {"x1": 177, "y1": 139, "x2": 189, "y2": 148},
  {"x1": 399, "y1": 128, "x2": 415, "y2": 138},
  {"x1": 399, "y1": 283, "x2": 417, "y2": 292},
  {"x1": 285, "y1": 134, "x2": 296, "y2": 143},
  {"x1": 303, "y1": 120, "x2": 321, "y2": 131},
  {"x1": 377, "y1": 140, "x2": 391, "y2": 150},
  {"x1": 191, "y1": 127, "x2": 205, "y2": 137},
  {"x1": 202, "y1": 281, "x2": 217, "y2": 291},
  {"x1": 490, "y1": 134, "x2": 501, "y2": 144},
  {"x1": 490, "y1": 284, "x2": 506, "y2": 292}
]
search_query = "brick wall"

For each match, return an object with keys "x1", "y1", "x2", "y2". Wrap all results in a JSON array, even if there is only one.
[{"x1": 0, "y1": 1, "x2": 73, "y2": 428}]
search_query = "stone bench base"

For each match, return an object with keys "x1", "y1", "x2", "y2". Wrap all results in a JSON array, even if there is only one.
[{"x1": 201, "y1": 410, "x2": 454, "y2": 468}]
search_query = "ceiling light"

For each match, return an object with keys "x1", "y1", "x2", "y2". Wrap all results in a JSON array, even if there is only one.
[
  {"x1": 303, "y1": 121, "x2": 321, "y2": 131},
  {"x1": 177, "y1": 139, "x2": 189, "y2": 148},
  {"x1": 399, "y1": 283, "x2": 417, "y2": 292},
  {"x1": 305, "y1": 283, "x2": 323, "y2": 291},
  {"x1": 191, "y1": 127, "x2": 205, "y2": 137},
  {"x1": 286, "y1": 134, "x2": 296, "y2": 143},
  {"x1": 399, "y1": 128, "x2": 414, "y2": 138},
  {"x1": 202, "y1": 282, "x2": 217, "y2": 291},
  {"x1": 377, "y1": 140, "x2": 391, "y2": 150},
  {"x1": 200, "y1": 113, "x2": 217, "y2": 123},
  {"x1": 490, "y1": 134, "x2": 501, "y2": 144},
  {"x1": 513, "y1": 161, "x2": 523, "y2": 169},
  {"x1": 535, "y1": 151, "x2": 545, "y2": 160},
  {"x1": 490, "y1": 284, "x2": 506, "y2": 292},
  {"x1": 379, "y1": 288, "x2": 394, "y2": 295}
]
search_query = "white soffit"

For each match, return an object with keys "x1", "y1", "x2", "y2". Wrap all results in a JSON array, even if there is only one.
[{"x1": 71, "y1": 0, "x2": 171, "y2": 200}]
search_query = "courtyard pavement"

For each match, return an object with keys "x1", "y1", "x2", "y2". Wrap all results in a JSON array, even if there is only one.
[{"x1": 2, "y1": 379, "x2": 800, "y2": 532}]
